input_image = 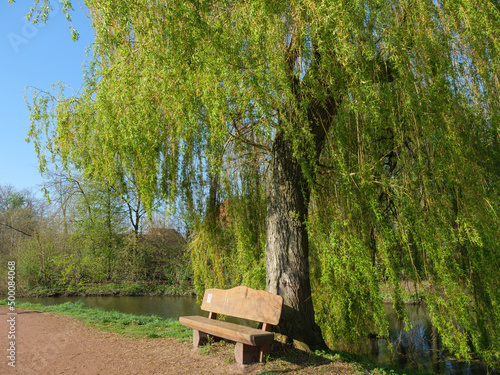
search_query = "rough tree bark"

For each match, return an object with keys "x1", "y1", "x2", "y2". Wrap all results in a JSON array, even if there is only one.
[
  {"x1": 265, "y1": 39, "x2": 341, "y2": 348},
  {"x1": 265, "y1": 129, "x2": 327, "y2": 351}
]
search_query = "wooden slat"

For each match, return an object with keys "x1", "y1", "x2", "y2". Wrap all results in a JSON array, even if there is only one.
[
  {"x1": 179, "y1": 315, "x2": 275, "y2": 346},
  {"x1": 200, "y1": 286, "x2": 283, "y2": 325}
]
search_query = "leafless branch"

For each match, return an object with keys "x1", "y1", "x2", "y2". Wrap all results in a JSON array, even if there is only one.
[{"x1": 0, "y1": 222, "x2": 33, "y2": 237}]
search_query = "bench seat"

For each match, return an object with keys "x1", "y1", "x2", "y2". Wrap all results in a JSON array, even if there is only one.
[
  {"x1": 179, "y1": 286, "x2": 283, "y2": 364},
  {"x1": 179, "y1": 315, "x2": 274, "y2": 346}
]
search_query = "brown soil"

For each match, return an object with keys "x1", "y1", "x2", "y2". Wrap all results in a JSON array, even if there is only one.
[{"x1": 0, "y1": 307, "x2": 360, "y2": 375}]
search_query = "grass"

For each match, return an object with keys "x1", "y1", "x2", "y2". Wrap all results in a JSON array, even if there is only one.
[
  {"x1": 200, "y1": 342, "x2": 214, "y2": 356},
  {"x1": 0, "y1": 300, "x2": 430, "y2": 374},
  {"x1": 0, "y1": 299, "x2": 192, "y2": 340}
]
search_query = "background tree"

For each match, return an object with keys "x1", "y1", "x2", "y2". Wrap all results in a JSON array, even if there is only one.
[
  {"x1": 0, "y1": 175, "x2": 189, "y2": 293},
  {"x1": 0, "y1": 184, "x2": 55, "y2": 287},
  {"x1": 21, "y1": 0, "x2": 500, "y2": 362},
  {"x1": 0, "y1": 186, "x2": 36, "y2": 246}
]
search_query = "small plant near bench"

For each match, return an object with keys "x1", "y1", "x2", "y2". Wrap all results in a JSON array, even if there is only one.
[{"x1": 179, "y1": 286, "x2": 283, "y2": 364}]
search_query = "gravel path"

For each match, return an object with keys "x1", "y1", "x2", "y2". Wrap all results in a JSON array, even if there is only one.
[{"x1": 0, "y1": 307, "x2": 261, "y2": 375}]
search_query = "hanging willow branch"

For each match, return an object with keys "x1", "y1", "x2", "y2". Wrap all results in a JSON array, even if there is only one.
[{"x1": 22, "y1": 0, "x2": 500, "y2": 365}]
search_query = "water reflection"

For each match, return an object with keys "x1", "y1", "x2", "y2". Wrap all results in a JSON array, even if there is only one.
[
  {"x1": 18, "y1": 295, "x2": 204, "y2": 318},
  {"x1": 355, "y1": 305, "x2": 495, "y2": 375},
  {"x1": 18, "y1": 296, "x2": 496, "y2": 374}
]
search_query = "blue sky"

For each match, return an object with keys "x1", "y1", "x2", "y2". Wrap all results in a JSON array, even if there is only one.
[{"x1": 0, "y1": 1, "x2": 94, "y2": 194}]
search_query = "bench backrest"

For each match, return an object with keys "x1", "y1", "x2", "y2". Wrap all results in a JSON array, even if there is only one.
[{"x1": 201, "y1": 286, "x2": 283, "y2": 325}]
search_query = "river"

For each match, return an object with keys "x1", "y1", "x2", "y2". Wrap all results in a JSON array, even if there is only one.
[{"x1": 18, "y1": 296, "x2": 495, "y2": 374}]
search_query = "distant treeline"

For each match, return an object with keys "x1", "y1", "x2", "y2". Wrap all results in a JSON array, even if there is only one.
[{"x1": 0, "y1": 180, "x2": 192, "y2": 296}]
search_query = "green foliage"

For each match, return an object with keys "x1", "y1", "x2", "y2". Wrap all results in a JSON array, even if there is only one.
[
  {"x1": 15, "y1": 235, "x2": 55, "y2": 287},
  {"x1": 303, "y1": 1, "x2": 500, "y2": 365},
  {"x1": 11, "y1": 230, "x2": 193, "y2": 295},
  {"x1": 20, "y1": 0, "x2": 500, "y2": 366},
  {"x1": 0, "y1": 181, "x2": 193, "y2": 297},
  {"x1": 189, "y1": 170, "x2": 267, "y2": 297},
  {"x1": 5, "y1": 193, "x2": 26, "y2": 210}
]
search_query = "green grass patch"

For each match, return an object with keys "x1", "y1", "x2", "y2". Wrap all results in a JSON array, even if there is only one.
[{"x1": 0, "y1": 299, "x2": 192, "y2": 340}]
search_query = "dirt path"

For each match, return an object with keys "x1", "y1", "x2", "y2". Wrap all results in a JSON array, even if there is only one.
[{"x1": 0, "y1": 307, "x2": 262, "y2": 375}]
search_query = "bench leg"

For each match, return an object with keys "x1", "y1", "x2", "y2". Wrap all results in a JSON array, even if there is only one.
[
  {"x1": 193, "y1": 330, "x2": 208, "y2": 348},
  {"x1": 234, "y1": 343, "x2": 261, "y2": 364},
  {"x1": 259, "y1": 344, "x2": 271, "y2": 363}
]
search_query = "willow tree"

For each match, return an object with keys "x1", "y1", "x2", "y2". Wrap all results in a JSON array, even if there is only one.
[{"x1": 24, "y1": 0, "x2": 500, "y2": 359}]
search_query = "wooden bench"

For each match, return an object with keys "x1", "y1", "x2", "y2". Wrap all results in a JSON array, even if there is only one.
[{"x1": 179, "y1": 286, "x2": 283, "y2": 364}]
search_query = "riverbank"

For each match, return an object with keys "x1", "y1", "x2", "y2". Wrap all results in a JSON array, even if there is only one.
[
  {"x1": 0, "y1": 280, "x2": 425, "y2": 307},
  {"x1": 0, "y1": 281, "x2": 196, "y2": 298},
  {"x1": 0, "y1": 300, "x2": 426, "y2": 375}
]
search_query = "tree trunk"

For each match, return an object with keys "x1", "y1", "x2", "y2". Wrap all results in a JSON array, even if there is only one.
[{"x1": 266, "y1": 130, "x2": 326, "y2": 351}]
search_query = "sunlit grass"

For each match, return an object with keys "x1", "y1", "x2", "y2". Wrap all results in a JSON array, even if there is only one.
[{"x1": 0, "y1": 299, "x2": 192, "y2": 340}]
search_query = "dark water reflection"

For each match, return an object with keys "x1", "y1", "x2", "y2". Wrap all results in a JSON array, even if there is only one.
[
  {"x1": 333, "y1": 304, "x2": 495, "y2": 375},
  {"x1": 18, "y1": 296, "x2": 496, "y2": 374}
]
